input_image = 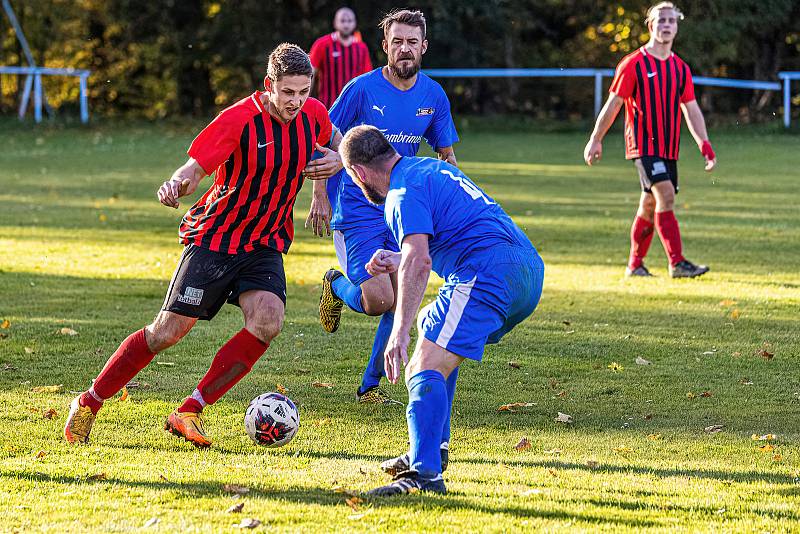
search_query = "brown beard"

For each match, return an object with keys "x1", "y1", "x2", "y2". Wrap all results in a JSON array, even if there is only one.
[
  {"x1": 359, "y1": 182, "x2": 386, "y2": 205},
  {"x1": 388, "y1": 56, "x2": 420, "y2": 80}
]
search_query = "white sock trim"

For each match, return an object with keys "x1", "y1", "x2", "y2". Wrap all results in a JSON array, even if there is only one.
[
  {"x1": 87, "y1": 386, "x2": 105, "y2": 403},
  {"x1": 191, "y1": 389, "x2": 208, "y2": 407}
]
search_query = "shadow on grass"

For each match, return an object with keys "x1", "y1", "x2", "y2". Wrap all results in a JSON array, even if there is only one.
[{"x1": 0, "y1": 468, "x2": 666, "y2": 527}]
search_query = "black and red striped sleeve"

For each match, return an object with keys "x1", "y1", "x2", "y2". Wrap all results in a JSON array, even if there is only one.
[
  {"x1": 307, "y1": 98, "x2": 333, "y2": 146},
  {"x1": 610, "y1": 54, "x2": 637, "y2": 99},
  {"x1": 187, "y1": 108, "x2": 247, "y2": 175},
  {"x1": 679, "y1": 62, "x2": 696, "y2": 103}
]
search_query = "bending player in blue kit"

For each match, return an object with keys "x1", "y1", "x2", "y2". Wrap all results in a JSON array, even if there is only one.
[
  {"x1": 303, "y1": 9, "x2": 459, "y2": 407},
  {"x1": 336, "y1": 125, "x2": 545, "y2": 496}
]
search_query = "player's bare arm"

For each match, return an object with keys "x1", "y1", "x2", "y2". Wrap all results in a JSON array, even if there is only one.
[
  {"x1": 436, "y1": 146, "x2": 457, "y2": 167},
  {"x1": 681, "y1": 100, "x2": 717, "y2": 172},
  {"x1": 365, "y1": 249, "x2": 401, "y2": 277},
  {"x1": 584, "y1": 93, "x2": 624, "y2": 166},
  {"x1": 157, "y1": 158, "x2": 206, "y2": 209},
  {"x1": 304, "y1": 130, "x2": 344, "y2": 237},
  {"x1": 384, "y1": 234, "x2": 432, "y2": 384}
]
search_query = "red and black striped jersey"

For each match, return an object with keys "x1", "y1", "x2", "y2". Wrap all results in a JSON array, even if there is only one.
[
  {"x1": 610, "y1": 47, "x2": 696, "y2": 160},
  {"x1": 180, "y1": 93, "x2": 333, "y2": 255},
  {"x1": 309, "y1": 33, "x2": 372, "y2": 109}
]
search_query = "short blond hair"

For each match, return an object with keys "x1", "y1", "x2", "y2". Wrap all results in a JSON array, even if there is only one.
[{"x1": 646, "y1": 2, "x2": 684, "y2": 23}]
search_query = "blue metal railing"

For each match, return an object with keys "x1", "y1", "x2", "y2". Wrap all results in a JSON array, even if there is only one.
[
  {"x1": 425, "y1": 68, "x2": 796, "y2": 128},
  {"x1": 0, "y1": 66, "x2": 91, "y2": 123}
]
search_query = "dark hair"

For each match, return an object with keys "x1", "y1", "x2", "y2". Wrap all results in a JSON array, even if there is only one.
[
  {"x1": 267, "y1": 43, "x2": 312, "y2": 82},
  {"x1": 379, "y1": 9, "x2": 426, "y2": 39},
  {"x1": 340, "y1": 125, "x2": 397, "y2": 167}
]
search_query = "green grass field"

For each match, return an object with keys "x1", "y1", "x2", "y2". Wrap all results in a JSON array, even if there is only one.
[{"x1": 1, "y1": 122, "x2": 799, "y2": 532}]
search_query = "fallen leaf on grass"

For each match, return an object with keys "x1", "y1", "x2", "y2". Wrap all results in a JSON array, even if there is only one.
[
  {"x1": 233, "y1": 518, "x2": 261, "y2": 529},
  {"x1": 542, "y1": 448, "x2": 562, "y2": 455},
  {"x1": 312, "y1": 381, "x2": 334, "y2": 389},
  {"x1": 700, "y1": 391, "x2": 713, "y2": 398},
  {"x1": 613, "y1": 446, "x2": 634, "y2": 455},
  {"x1": 42, "y1": 408, "x2": 58, "y2": 419},
  {"x1": 223, "y1": 484, "x2": 250, "y2": 495},
  {"x1": 508, "y1": 361, "x2": 521, "y2": 369},
  {"x1": 118, "y1": 387, "x2": 128, "y2": 402},
  {"x1": 719, "y1": 299, "x2": 737, "y2": 307},
  {"x1": 562, "y1": 320, "x2": 571, "y2": 326},
  {"x1": 59, "y1": 327, "x2": 78, "y2": 336},
  {"x1": 635, "y1": 357, "x2": 651, "y2": 366},
  {"x1": 498, "y1": 402, "x2": 535, "y2": 412},
  {"x1": 548, "y1": 378, "x2": 559, "y2": 389},
  {"x1": 586, "y1": 460, "x2": 600, "y2": 469},
  {"x1": 686, "y1": 392, "x2": 696, "y2": 400},
  {"x1": 0, "y1": 320, "x2": 9, "y2": 329},
  {"x1": 0, "y1": 333, "x2": 7, "y2": 339},
  {"x1": 547, "y1": 469, "x2": 558, "y2": 477},
  {"x1": 332, "y1": 486, "x2": 360, "y2": 498},
  {"x1": 643, "y1": 414, "x2": 653, "y2": 421},
  {"x1": 705, "y1": 425, "x2": 724, "y2": 434},
  {"x1": 751, "y1": 434, "x2": 776, "y2": 441},
  {"x1": 757, "y1": 349, "x2": 774, "y2": 360},
  {"x1": 143, "y1": 517, "x2": 159, "y2": 528},
  {"x1": 759, "y1": 444, "x2": 775, "y2": 453},
  {"x1": 607, "y1": 362, "x2": 624, "y2": 372},
  {"x1": 35, "y1": 450, "x2": 47, "y2": 458},
  {"x1": 514, "y1": 437, "x2": 532, "y2": 451},
  {"x1": 159, "y1": 474, "x2": 168, "y2": 482},
  {"x1": 740, "y1": 378, "x2": 753, "y2": 386},
  {"x1": 647, "y1": 434, "x2": 662, "y2": 440},
  {"x1": 87, "y1": 472, "x2": 107, "y2": 481},
  {"x1": 773, "y1": 454, "x2": 783, "y2": 462},
  {"x1": 730, "y1": 309, "x2": 740, "y2": 320},
  {"x1": 227, "y1": 503, "x2": 245, "y2": 513},
  {"x1": 555, "y1": 412, "x2": 573, "y2": 424},
  {"x1": 24, "y1": 347, "x2": 35, "y2": 354},
  {"x1": 32, "y1": 384, "x2": 63, "y2": 393},
  {"x1": 345, "y1": 496, "x2": 363, "y2": 511},
  {"x1": 276, "y1": 383, "x2": 287, "y2": 395},
  {"x1": 556, "y1": 390, "x2": 567, "y2": 398}
]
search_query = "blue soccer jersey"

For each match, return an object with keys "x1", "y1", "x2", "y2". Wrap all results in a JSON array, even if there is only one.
[
  {"x1": 385, "y1": 157, "x2": 533, "y2": 278},
  {"x1": 328, "y1": 68, "x2": 459, "y2": 230},
  {"x1": 385, "y1": 156, "x2": 544, "y2": 361}
]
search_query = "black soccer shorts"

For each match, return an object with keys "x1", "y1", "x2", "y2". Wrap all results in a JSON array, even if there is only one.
[
  {"x1": 634, "y1": 156, "x2": 679, "y2": 194},
  {"x1": 162, "y1": 244, "x2": 287, "y2": 320}
]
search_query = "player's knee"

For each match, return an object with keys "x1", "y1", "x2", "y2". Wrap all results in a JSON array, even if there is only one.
[
  {"x1": 640, "y1": 195, "x2": 656, "y2": 213},
  {"x1": 146, "y1": 315, "x2": 193, "y2": 351},
  {"x1": 245, "y1": 306, "x2": 284, "y2": 342},
  {"x1": 362, "y1": 296, "x2": 393, "y2": 316}
]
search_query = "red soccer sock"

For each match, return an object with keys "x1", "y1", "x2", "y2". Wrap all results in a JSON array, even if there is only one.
[
  {"x1": 655, "y1": 210, "x2": 685, "y2": 266},
  {"x1": 180, "y1": 328, "x2": 268, "y2": 412},
  {"x1": 628, "y1": 215, "x2": 655, "y2": 269},
  {"x1": 80, "y1": 328, "x2": 156, "y2": 414}
]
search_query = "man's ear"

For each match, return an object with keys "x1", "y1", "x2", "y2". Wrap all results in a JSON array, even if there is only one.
[
  {"x1": 263, "y1": 76, "x2": 272, "y2": 92},
  {"x1": 421, "y1": 39, "x2": 428, "y2": 55},
  {"x1": 382, "y1": 39, "x2": 388, "y2": 55}
]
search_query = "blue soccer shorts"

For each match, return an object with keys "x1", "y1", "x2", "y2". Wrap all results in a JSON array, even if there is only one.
[
  {"x1": 418, "y1": 246, "x2": 544, "y2": 361},
  {"x1": 333, "y1": 224, "x2": 400, "y2": 287}
]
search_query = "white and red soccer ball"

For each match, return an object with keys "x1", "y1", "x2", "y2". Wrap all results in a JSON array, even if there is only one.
[{"x1": 244, "y1": 392, "x2": 299, "y2": 447}]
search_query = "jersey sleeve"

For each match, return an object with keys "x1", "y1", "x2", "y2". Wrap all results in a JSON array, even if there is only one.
[
  {"x1": 609, "y1": 57, "x2": 636, "y2": 99},
  {"x1": 328, "y1": 77, "x2": 362, "y2": 131},
  {"x1": 187, "y1": 109, "x2": 245, "y2": 175},
  {"x1": 387, "y1": 181, "x2": 435, "y2": 245},
  {"x1": 423, "y1": 85, "x2": 459, "y2": 150},
  {"x1": 359, "y1": 43, "x2": 372, "y2": 74},
  {"x1": 312, "y1": 99, "x2": 334, "y2": 146},
  {"x1": 680, "y1": 63, "x2": 696, "y2": 103},
  {"x1": 309, "y1": 36, "x2": 327, "y2": 70}
]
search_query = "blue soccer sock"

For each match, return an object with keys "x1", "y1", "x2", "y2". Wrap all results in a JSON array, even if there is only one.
[
  {"x1": 331, "y1": 275, "x2": 365, "y2": 314},
  {"x1": 359, "y1": 312, "x2": 393, "y2": 393},
  {"x1": 407, "y1": 370, "x2": 448, "y2": 478},
  {"x1": 440, "y1": 366, "x2": 459, "y2": 447}
]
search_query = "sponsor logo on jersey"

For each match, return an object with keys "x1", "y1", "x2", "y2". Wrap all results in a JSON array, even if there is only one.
[
  {"x1": 372, "y1": 104, "x2": 386, "y2": 116},
  {"x1": 177, "y1": 286, "x2": 204, "y2": 306},
  {"x1": 416, "y1": 107, "x2": 435, "y2": 116},
  {"x1": 377, "y1": 128, "x2": 424, "y2": 144}
]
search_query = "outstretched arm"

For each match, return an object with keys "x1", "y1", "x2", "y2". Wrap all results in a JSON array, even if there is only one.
[
  {"x1": 681, "y1": 100, "x2": 716, "y2": 172},
  {"x1": 304, "y1": 129, "x2": 344, "y2": 236},
  {"x1": 584, "y1": 93, "x2": 624, "y2": 166},
  {"x1": 384, "y1": 234, "x2": 432, "y2": 384},
  {"x1": 157, "y1": 158, "x2": 206, "y2": 209}
]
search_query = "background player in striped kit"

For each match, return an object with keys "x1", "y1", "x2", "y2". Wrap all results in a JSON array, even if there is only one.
[
  {"x1": 63, "y1": 43, "x2": 339, "y2": 448},
  {"x1": 583, "y1": 2, "x2": 717, "y2": 279},
  {"x1": 309, "y1": 7, "x2": 372, "y2": 109}
]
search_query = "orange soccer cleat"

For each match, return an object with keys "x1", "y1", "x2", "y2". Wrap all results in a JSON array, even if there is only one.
[{"x1": 164, "y1": 410, "x2": 212, "y2": 448}]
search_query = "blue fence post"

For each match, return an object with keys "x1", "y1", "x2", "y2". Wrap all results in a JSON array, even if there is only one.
[
  {"x1": 18, "y1": 74, "x2": 32, "y2": 121},
  {"x1": 80, "y1": 74, "x2": 89, "y2": 124},
  {"x1": 594, "y1": 71, "x2": 603, "y2": 117},
  {"x1": 33, "y1": 72, "x2": 42, "y2": 123},
  {"x1": 784, "y1": 77, "x2": 791, "y2": 129}
]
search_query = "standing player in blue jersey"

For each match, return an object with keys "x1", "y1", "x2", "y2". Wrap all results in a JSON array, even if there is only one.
[
  {"x1": 303, "y1": 9, "x2": 459, "y2": 407},
  {"x1": 336, "y1": 125, "x2": 545, "y2": 496}
]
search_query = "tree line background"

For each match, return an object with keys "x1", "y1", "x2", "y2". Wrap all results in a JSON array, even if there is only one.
[{"x1": 1, "y1": 0, "x2": 798, "y2": 122}]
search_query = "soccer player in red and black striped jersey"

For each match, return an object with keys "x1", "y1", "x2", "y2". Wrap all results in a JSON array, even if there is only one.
[
  {"x1": 64, "y1": 43, "x2": 341, "y2": 447},
  {"x1": 584, "y1": 2, "x2": 717, "y2": 279},
  {"x1": 309, "y1": 7, "x2": 372, "y2": 108}
]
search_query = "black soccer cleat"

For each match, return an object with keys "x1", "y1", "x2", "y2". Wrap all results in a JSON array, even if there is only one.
[
  {"x1": 365, "y1": 470, "x2": 447, "y2": 497},
  {"x1": 380, "y1": 445, "x2": 449, "y2": 476},
  {"x1": 319, "y1": 269, "x2": 344, "y2": 333},
  {"x1": 625, "y1": 264, "x2": 654, "y2": 277},
  {"x1": 356, "y1": 386, "x2": 403, "y2": 406},
  {"x1": 669, "y1": 260, "x2": 709, "y2": 279}
]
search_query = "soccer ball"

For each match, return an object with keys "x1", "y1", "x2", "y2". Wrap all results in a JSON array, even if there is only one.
[{"x1": 244, "y1": 392, "x2": 299, "y2": 447}]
